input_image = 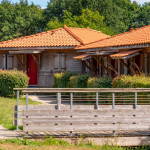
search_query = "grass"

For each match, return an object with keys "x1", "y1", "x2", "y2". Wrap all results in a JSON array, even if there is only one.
[
  {"x1": 0, "y1": 138, "x2": 150, "y2": 150},
  {"x1": 0, "y1": 96, "x2": 40, "y2": 130}
]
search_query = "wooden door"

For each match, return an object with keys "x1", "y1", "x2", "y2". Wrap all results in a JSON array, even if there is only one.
[{"x1": 27, "y1": 54, "x2": 37, "y2": 85}]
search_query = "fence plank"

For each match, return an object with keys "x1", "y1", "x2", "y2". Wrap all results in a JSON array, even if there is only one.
[
  {"x1": 13, "y1": 105, "x2": 150, "y2": 112},
  {"x1": 22, "y1": 117, "x2": 150, "y2": 124},
  {"x1": 23, "y1": 109, "x2": 150, "y2": 116},
  {"x1": 23, "y1": 124, "x2": 150, "y2": 132}
]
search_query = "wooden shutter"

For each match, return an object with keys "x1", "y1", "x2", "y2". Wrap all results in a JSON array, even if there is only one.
[
  {"x1": 60, "y1": 53, "x2": 66, "y2": 71},
  {"x1": 7, "y1": 54, "x2": 13, "y2": 70},
  {"x1": 54, "y1": 53, "x2": 59, "y2": 71},
  {"x1": 3, "y1": 54, "x2": 6, "y2": 70}
]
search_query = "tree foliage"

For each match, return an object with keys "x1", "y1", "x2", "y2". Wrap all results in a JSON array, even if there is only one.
[
  {"x1": 45, "y1": 9, "x2": 115, "y2": 36},
  {"x1": 0, "y1": 0, "x2": 150, "y2": 42},
  {"x1": 0, "y1": 0, "x2": 44, "y2": 42}
]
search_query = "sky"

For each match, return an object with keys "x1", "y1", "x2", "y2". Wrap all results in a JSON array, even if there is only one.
[{"x1": 1, "y1": 0, "x2": 150, "y2": 8}]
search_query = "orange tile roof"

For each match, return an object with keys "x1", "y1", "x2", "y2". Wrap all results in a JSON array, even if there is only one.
[
  {"x1": 73, "y1": 54, "x2": 89, "y2": 60},
  {"x1": 66, "y1": 26, "x2": 110, "y2": 45},
  {"x1": 76, "y1": 25, "x2": 150, "y2": 50},
  {"x1": 110, "y1": 49, "x2": 142, "y2": 58},
  {"x1": 0, "y1": 25, "x2": 110, "y2": 48}
]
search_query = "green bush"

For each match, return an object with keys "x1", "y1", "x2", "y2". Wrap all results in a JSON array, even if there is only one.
[
  {"x1": 87, "y1": 77, "x2": 113, "y2": 88},
  {"x1": 53, "y1": 71, "x2": 77, "y2": 88},
  {"x1": 0, "y1": 69, "x2": 29, "y2": 97},
  {"x1": 70, "y1": 74, "x2": 90, "y2": 88},
  {"x1": 112, "y1": 74, "x2": 150, "y2": 88},
  {"x1": 87, "y1": 77, "x2": 113, "y2": 99}
]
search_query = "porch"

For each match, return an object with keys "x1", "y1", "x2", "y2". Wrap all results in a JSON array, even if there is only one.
[
  {"x1": 13, "y1": 88, "x2": 150, "y2": 146},
  {"x1": 74, "y1": 48, "x2": 150, "y2": 77}
]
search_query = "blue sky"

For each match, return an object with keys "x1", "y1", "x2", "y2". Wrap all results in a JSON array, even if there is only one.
[{"x1": 1, "y1": 0, "x2": 150, "y2": 8}]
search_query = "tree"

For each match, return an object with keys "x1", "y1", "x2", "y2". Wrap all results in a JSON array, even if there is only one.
[
  {"x1": 0, "y1": 0, "x2": 44, "y2": 42},
  {"x1": 45, "y1": 9, "x2": 114, "y2": 36},
  {"x1": 130, "y1": 2, "x2": 150, "y2": 29},
  {"x1": 45, "y1": 0, "x2": 138, "y2": 34}
]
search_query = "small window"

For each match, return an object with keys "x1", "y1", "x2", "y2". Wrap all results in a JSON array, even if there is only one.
[
  {"x1": 54, "y1": 53, "x2": 66, "y2": 71},
  {"x1": 3, "y1": 54, "x2": 13, "y2": 70}
]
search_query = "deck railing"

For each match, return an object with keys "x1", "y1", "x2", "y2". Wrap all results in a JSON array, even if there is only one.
[{"x1": 13, "y1": 88, "x2": 150, "y2": 136}]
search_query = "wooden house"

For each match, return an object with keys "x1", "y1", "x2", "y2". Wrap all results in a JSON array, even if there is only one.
[
  {"x1": 0, "y1": 25, "x2": 110, "y2": 87},
  {"x1": 75, "y1": 26, "x2": 150, "y2": 77}
]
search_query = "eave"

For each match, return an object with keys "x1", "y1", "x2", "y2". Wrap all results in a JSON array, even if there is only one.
[{"x1": 76, "y1": 43, "x2": 150, "y2": 52}]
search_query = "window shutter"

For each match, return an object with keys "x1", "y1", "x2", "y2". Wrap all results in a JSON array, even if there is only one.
[
  {"x1": 54, "y1": 53, "x2": 59, "y2": 71},
  {"x1": 3, "y1": 54, "x2": 6, "y2": 70},
  {"x1": 60, "y1": 53, "x2": 66, "y2": 71},
  {"x1": 7, "y1": 54, "x2": 13, "y2": 70}
]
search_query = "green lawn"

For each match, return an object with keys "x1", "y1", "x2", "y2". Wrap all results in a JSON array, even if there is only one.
[
  {"x1": 0, "y1": 138, "x2": 147, "y2": 150},
  {"x1": 0, "y1": 96, "x2": 40, "y2": 130}
]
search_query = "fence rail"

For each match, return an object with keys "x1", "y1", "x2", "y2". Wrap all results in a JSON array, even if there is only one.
[{"x1": 13, "y1": 88, "x2": 150, "y2": 136}]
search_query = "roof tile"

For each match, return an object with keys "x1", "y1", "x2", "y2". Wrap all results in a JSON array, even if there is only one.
[
  {"x1": 76, "y1": 25, "x2": 150, "y2": 50},
  {"x1": 0, "y1": 26, "x2": 110, "y2": 48}
]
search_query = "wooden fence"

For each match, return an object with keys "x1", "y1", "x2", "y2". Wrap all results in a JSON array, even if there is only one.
[{"x1": 13, "y1": 88, "x2": 150, "y2": 136}]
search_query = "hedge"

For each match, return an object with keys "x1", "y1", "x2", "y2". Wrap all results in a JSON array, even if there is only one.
[
  {"x1": 87, "y1": 77, "x2": 113, "y2": 88},
  {"x1": 69, "y1": 74, "x2": 90, "y2": 88},
  {"x1": 53, "y1": 71, "x2": 77, "y2": 88},
  {"x1": 0, "y1": 69, "x2": 29, "y2": 97},
  {"x1": 112, "y1": 74, "x2": 150, "y2": 88}
]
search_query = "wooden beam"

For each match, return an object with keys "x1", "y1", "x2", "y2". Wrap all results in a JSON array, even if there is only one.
[
  {"x1": 82, "y1": 61, "x2": 93, "y2": 72},
  {"x1": 102, "y1": 57, "x2": 118, "y2": 73},
  {"x1": 128, "y1": 59, "x2": 141, "y2": 75},
  {"x1": 15, "y1": 55, "x2": 24, "y2": 70},
  {"x1": 86, "y1": 59, "x2": 98, "y2": 72},
  {"x1": 120, "y1": 59, "x2": 132, "y2": 74},
  {"x1": 31, "y1": 54, "x2": 40, "y2": 69},
  {"x1": 92, "y1": 56, "x2": 110, "y2": 76}
]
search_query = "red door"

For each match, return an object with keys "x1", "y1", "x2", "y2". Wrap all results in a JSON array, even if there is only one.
[{"x1": 27, "y1": 54, "x2": 37, "y2": 85}]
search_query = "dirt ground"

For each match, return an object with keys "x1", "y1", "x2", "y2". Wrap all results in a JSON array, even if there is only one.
[{"x1": 0, "y1": 144, "x2": 94, "y2": 150}]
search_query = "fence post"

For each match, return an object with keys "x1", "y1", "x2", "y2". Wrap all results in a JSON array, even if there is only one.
[
  {"x1": 70, "y1": 93, "x2": 73, "y2": 110},
  {"x1": 16, "y1": 90, "x2": 19, "y2": 130},
  {"x1": 70, "y1": 93, "x2": 73, "y2": 136},
  {"x1": 26, "y1": 93, "x2": 28, "y2": 110},
  {"x1": 57, "y1": 92, "x2": 61, "y2": 110},
  {"x1": 96, "y1": 92, "x2": 98, "y2": 109},
  {"x1": 112, "y1": 92, "x2": 115, "y2": 136},
  {"x1": 135, "y1": 92, "x2": 137, "y2": 109},
  {"x1": 26, "y1": 93, "x2": 28, "y2": 136}
]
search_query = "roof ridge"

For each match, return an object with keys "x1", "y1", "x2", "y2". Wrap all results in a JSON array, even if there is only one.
[
  {"x1": 63, "y1": 25, "x2": 84, "y2": 44},
  {"x1": 67, "y1": 26, "x2": 103, "y2": 33},
  {"x1": 0, "y1": 28, "x2": 64, "y2": 44}
]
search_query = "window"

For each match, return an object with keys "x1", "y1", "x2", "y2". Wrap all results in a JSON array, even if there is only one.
[
  {"x1": 54, "y1": 53, "x2": 66, "y2": 71},
  {"x1": 3, "y1": 54, "x2": 13, "y2": 70}
]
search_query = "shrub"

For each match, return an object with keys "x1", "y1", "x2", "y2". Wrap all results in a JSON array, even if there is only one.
[
  {"x1": 87, "y1": 77, "x2": 113, "y2": 99},
  {"x1": 0, "y1": 69, "x2": 29, "y2": 97},
  {"x1": 112, "y1": 74, "x2": 150, "y2": 88},
  {"x1": 112, "y1": 74, "x2": 150, "y2": 98},
  {"x1": 69, "y1": 74, "x2": 90, "y2": 88},
  {"x1": 87, "y1": 77, "x2": 113, "y2": 88},
  {"x1": 53, "y1": 71, "x2": 77, "y2": 88}
]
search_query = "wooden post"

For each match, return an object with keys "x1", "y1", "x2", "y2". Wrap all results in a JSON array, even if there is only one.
[
  {"x1": 16, "y1": 90, "x2": 19, "y2": 130},
  {"x1": 124, "y1": 59, "x2": 127, "y2": 75},
  {"x1": 118, "y1": 59, "x2": 120, "y2": 75},
  {"x1": 57, "y1": 92, "x2": 61, "y2": 109}
]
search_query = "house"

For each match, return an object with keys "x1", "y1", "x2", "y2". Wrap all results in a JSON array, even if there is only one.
[
  {"x1": 75, "y1": 25, "x2": 150, "y2": 77},
  {"x1": 0, "y1": 25, "x2": 110, "y2": 87}
]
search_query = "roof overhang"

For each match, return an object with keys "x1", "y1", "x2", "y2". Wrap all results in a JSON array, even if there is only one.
[
  {"x1": 110, "y1": 49, "x2": 143, "y2": 59},
  {"x1": 76, "y1": 43, "x2": 150, "y2": 52},
  {"x1": 73, "y1": 54, "x2": 91, "y2": 60},
  {"x1": 9, "y1": 50, "x2": 45, "y2": 55},
  {"x1": 0, "y1": 46, "x2": 76, "y2": 51}
]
